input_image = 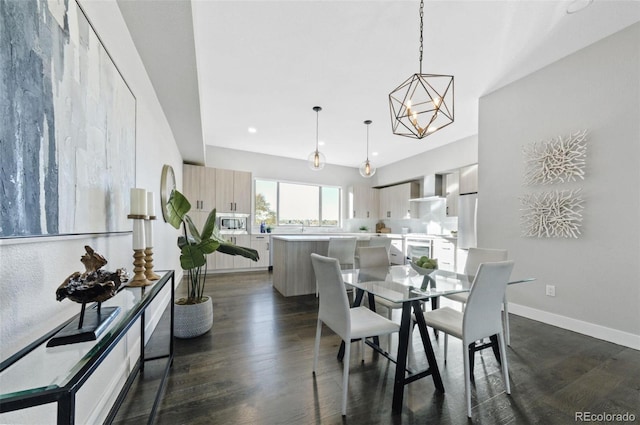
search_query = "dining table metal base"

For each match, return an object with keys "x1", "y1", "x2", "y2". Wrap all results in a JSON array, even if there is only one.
[{"x1": 337, "y1": 289, "x2": 445, "y2": 412}]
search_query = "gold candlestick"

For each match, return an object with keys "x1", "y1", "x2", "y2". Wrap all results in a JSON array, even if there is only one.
[
  {"x1": 129, "y1": 249, "x2": 151, "y2": 287},
  {"x1": 144, "y1": 247, "x2": 161, "y2": 280},
  {"x1": 128, "y1": 214, "x2": 151, "y2": 287}
]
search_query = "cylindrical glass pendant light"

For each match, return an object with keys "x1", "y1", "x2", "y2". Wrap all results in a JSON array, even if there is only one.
[
  {"x1": 308, "y1": 106, "x2": 325, "y2": 171},
  {"x1": 359, "y1": 120, "x2": 376, "y2": 178}
]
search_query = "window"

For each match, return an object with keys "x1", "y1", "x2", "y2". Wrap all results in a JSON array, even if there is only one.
[{"x1": 254, "y1": 179, "x2": 341, "y2": 228}]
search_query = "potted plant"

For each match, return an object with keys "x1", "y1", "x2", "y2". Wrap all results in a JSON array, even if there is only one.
[
  {"x1": 359, "y1": 225, "x2": 369, "y2": 232},
  {"x1": 166, "y1": 189, "x2": 259, "y2": 338}
]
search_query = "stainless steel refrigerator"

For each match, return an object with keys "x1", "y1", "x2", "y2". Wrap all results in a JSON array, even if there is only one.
[{"x1": 457, "y1": 193, "x2": 477, "y2": 249}]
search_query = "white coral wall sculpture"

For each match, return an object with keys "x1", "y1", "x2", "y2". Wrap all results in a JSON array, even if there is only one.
[
  {"x1": 523, "y1": 129, "x2": 587, "y2": 185},
  {"x1": 520, "y1": 189, "x2": 584, "y2": 238}
]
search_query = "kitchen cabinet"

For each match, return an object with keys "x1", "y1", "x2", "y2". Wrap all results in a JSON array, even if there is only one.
[
  {"x1": 348, "y1": 184, "x2": 379, "y2": 219},
  {"x1": 183, "y1": 164, "x2": 216, "y2": 211},
  {"x1": 251, "y1": 235, "x2": 270, "y2": 268},
  {"x1": 459, "y1": 164, "x2": 478, "y2": 194},
  {"x1": 432, "y1": 238, "x2": 456, "y2": 272},
  {"x1": 445, "y1": 172, "x2": 459, "y2": 217},
  {"x1": 214, "y1": 234, "x2": 252, "y2": 269},
  {"x1": 379, "y1": 182, "x2": 419, "y2": 220},
  {"x1": 215, "y1": 168, "x2": 252, "y2": 214}
]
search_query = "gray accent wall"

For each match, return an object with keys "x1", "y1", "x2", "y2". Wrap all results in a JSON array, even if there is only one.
[{"x1": 478, "y1": 23, "x2": 640, "y2": 347}]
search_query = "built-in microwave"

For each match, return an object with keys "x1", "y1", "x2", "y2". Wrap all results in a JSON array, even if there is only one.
[{"x1": 216, "y1": 214, "x2": 249, "y2": 234}]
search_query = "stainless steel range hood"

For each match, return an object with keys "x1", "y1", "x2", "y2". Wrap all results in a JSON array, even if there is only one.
[{"x1": 409, "y1": 174, "x2": 445, "y2": 202}]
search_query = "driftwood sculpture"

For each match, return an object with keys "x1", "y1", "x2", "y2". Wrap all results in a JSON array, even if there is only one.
[
  {"x1": 56, "y1": 246, "x2": 128, "y2": 304},
  {"x1": 48, "y1": 246, "x2": 128, "y2": 346}
]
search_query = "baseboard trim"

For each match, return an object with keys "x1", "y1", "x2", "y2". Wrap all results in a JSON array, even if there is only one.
[{"x1": 508, "y1": 303, "x2": 640, "y2": 350}]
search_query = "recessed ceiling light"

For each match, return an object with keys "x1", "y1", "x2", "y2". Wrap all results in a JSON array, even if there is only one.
[
  {"x1": 372, "y1": 152, "x2": 379, "y2": 156},
  {"x1": 248, "y1": 127, "x2": 257, "y2": 134},
  {"x1": 318, "y1": 141, "x2": 325, "y2": 146},
  {"x1": 566, "y1": 0, "x2": 593, "y2": 14}
]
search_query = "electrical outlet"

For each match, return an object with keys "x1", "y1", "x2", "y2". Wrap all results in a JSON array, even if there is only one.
[{"x1": 546, "y1": 285, "x2": 556, "y2": 297}]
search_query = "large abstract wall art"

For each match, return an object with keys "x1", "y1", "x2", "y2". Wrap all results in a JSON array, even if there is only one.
[
  {"x1": 522, "y1": 129, "x2": 587, "y2": 185},
  {"x1": 0, "y1": 0, "x2": 135, "y2": 238},
  {"x1": 520, "y1": 129, "x2": 587, "y2": 238},
  {"x1": 520, "y1": 189, "x2": 585, "y2": 238}
]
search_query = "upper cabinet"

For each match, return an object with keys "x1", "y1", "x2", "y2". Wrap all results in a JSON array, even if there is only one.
[
  {"x1": 183, "y1": 165, "x2": 252, "y2": 214},
  {"x1": 445, "y1": 172, "x2": 459, "y2": 217},
  {"x1": 215, "y1": 168, "x2": 252, "y2": 214},
  {"x1": 379, "y1": 182, "x2": 419, "y2": 220},
  {"x1": 459, "y1": 164, "x2": 478, "y2": 194},
  {"x1": 349, "y1": 184, "x2": 379, "y2": 219},
  {"x1": 183, "y1": 164, "x2": 216, "y2": 212}
]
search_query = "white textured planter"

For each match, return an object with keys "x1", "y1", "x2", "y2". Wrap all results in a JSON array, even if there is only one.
[{"x1": 174, "y1": 296, "x2": 213, "y2": 339}]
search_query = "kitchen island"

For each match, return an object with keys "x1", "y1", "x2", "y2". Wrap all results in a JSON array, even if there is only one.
[{"x1": 271, "y1": 234, "x2": 399, "y2": 297}]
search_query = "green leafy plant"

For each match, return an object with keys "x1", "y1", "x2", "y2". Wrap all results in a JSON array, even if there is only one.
[
  {"x1": 359, "y1": 225, "x2": 369, "y2": 231},
  {"x1": 166, "y1": 189, "x2": 259, "y2": 304}
]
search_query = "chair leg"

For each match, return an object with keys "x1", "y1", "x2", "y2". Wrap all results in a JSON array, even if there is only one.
[
  {"x1": 497, "y1": 331, "x2": 511, "y2": 394},
  {"x1": 444, "y1": 333, "x2": 448, "y2": 364},
  {"x1": 387, "y1": 308, "x2": 393, "y2": 352},
  {"x1": 313, "y1": 319, "x2": 322, "y2": 373},
  {"x1": 361, "y1": 338, "x2": 365, "y2": 362},
  {"x1": 463, "y1": 342, "x2": 473, "y2": 418},
  {"x1": 342, "y1": 342, "x2": 351, "y2": 416},
  {"x1": 503, "y1": 298, "x2": 511, "y2": 346}
]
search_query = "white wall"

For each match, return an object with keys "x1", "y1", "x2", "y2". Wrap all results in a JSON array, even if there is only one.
[
  {"x1": 478, "y1": 23, "x2": 640, "y2": 348},
  {"x1": 0, "y1": 0, "x2": 184, "y2": 422}
]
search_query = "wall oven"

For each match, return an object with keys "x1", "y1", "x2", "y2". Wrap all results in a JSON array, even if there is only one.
[
  {"x1": 216, "y1": 213, "x2": 249, "y2": 234},
  {"x1": 405, "y1": 237, "x2": 432, "y2": 263}
]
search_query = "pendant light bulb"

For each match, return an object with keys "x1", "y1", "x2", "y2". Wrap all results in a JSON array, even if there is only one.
[
  {"x1": 308, "y1": 106, "x2": 325, "y2": 171},
  {"x1": 359, "y1": 120, "x2": 376, "y2": 178}
]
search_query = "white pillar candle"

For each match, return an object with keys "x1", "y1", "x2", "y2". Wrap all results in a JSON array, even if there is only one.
[
  {"x1": 147, "y1": 192, "x2": 156, "y2": 217},
  {"x1": 130, "y1": 188, "x2": 147, "y2": 216},
  {"x1": 133, "y1": 219, "x2": 146, "y2": 250},
  {"x1": 144, "y1": 219, "x2": 153, "y2": 248}
]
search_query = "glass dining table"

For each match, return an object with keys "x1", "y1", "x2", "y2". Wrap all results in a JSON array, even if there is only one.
[{"x1": 340, "y1": 264, "x2": 535, "y2": 412}]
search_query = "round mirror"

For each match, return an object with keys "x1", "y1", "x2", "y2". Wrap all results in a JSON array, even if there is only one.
[{"x1": 160, "y1": 164, "x2": 176, "y2": 222}]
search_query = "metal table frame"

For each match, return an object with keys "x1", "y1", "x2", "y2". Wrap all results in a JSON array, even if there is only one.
[{"x1": 0, "y1": 270, "x2": 175, "y2": 424}]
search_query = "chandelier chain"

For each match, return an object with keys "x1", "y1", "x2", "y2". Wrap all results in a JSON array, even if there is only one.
[{"x1": 419, "y1": 0, "x2": 424, "y2": 74}]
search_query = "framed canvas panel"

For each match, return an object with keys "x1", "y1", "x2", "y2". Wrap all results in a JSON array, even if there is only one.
[{"x1": 0, "y1": 0, "x2": 136, "y2": 238}]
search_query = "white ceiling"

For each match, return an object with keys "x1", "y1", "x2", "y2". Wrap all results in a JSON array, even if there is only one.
[{"x1": 119, "y1": 0, "x2": 640, "y2": 168}]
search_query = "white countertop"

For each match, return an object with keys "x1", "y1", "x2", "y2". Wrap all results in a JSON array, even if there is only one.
[
  {"x1": 267, "y1": 232, "x2": 456, "y2": 242},
  {"x1": 271, "y1": 233, "x2": 388, "y2": 242}
]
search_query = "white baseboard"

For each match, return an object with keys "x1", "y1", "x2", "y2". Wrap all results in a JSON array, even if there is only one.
[{"x1": 508, "y1": 302, "x2": 640, "y2": 350}]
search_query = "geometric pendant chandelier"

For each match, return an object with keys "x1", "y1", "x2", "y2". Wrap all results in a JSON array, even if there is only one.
[{"x1": 389, "y1": 0, "x2": 454, "y2": 139}]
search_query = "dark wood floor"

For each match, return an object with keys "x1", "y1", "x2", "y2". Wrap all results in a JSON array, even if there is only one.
[{"x1": 114, "y1": 271, "x2": 640, "y2": 425}]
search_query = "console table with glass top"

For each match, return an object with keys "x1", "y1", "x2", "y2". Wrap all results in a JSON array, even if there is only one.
[{"x1": 0, "y1": 270, "x2": 175, "y2": 425}]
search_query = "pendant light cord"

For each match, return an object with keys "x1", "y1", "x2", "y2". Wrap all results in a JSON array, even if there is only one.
[
  {"x1": 315, "y1": 108, "x2": 320, "y2": 152},
  {"x1": 366, "y1": 123, "x2": 370, "y2": 161},
  {"x1": 419, "y1": 0, "x2": 424, "y2": 74}
]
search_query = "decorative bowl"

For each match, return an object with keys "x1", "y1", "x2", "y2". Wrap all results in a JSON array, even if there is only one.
[{"x1": 409, "y1": 261, "x2": 436, "y2": 275}]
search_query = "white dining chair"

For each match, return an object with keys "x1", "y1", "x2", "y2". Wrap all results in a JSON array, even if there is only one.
[
  {"x1": 444, "y1": 248, "x2": 511, "y2": 344},
  {"x1": 357, "y1": 246, "x2": 402, "y2": 350},
  {"x1": 324, "y1": 237, "x2": 358, "y2": 300},
  {"x1": 327, "y1": 237, "x2": 357, "y2": 269},
  {"x1": 367, "y1": 236, "x2": 392, "y2": 257},
  {"x1": 357, "y1": 246, "x2": 403, "y2": 316},
  {"x1": 419, "y1": 260, "x2": 515, "y2": 418},
  {"x1": 311, "y1": 253, "x2": 400, "y2": 416}
]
